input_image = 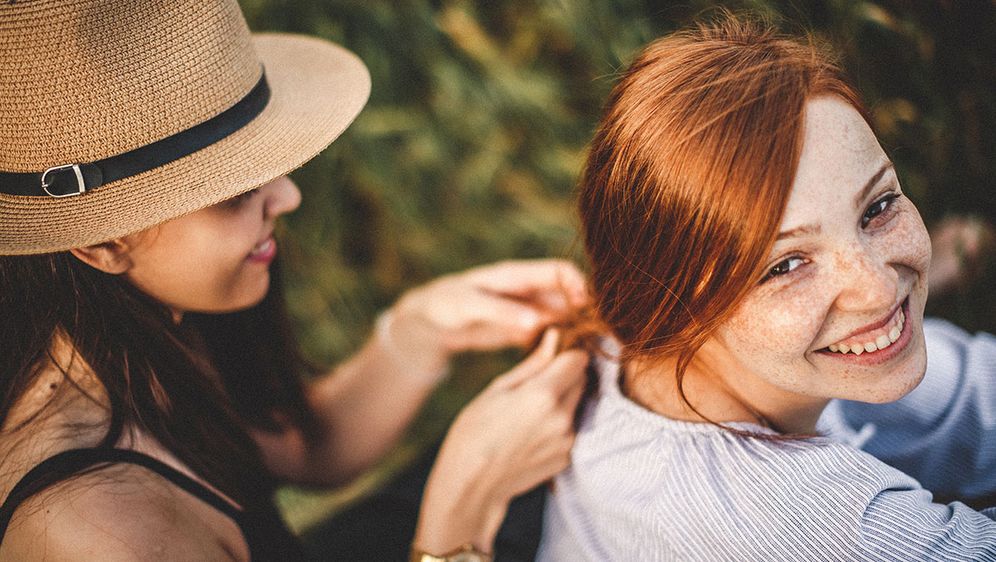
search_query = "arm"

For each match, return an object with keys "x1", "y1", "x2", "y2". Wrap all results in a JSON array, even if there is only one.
[
  {"x1": 413, "y1": 329, "x2": 587, "y2": 555},
  {"x1": 253, "y1": 259, "x2": 588, "y2": 486},
  {"x1": 0, "y1": 465, "x2": 245, "y2": 562},
  {"x1": 777, "y1": 448, "x2": 996, "y2": 560}
]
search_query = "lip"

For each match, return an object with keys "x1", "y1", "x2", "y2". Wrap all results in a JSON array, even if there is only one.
[
  {"x1": 832, "y1": 298, "x2": 904, "y2": 344},
  {"x1": 816, "y1": 298, "x2": 913, "y2": 366},
  {"x1": 247, "y1": 235, "x2": 276, "y2": 264}
]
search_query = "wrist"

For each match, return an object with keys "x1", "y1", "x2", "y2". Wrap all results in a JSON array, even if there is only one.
[
  {"x1": 375, "y1": 307, "x2": 450, "y2": 385},
  {"x1": 415, "y1": 453, "x2": 509, "y2": 556},
  {"x1": 409, "y1": 543, "x2": 493, "y2": 562}
]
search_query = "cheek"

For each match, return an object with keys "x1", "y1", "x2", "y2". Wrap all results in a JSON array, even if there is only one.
[
  {"x1": 128, "y1": 228, "x2": 254, "y2": 309},
  {"x1": 720, "y1": 290, "x2": 826, "y2": 363},
  {"x1": 885, "y1": 202, "x2": 931, "y2": 276}
]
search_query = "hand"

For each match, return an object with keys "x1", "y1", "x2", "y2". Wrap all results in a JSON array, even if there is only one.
[
  {"x1": 413, "y1": 329, "x2": 589, "y2": 554},
  {"x1": 929, "y1": 216, "x2": 994, "y2": 296},
  {"x1": 381, "y1": 259, "x2": 588, "y2": 380}
]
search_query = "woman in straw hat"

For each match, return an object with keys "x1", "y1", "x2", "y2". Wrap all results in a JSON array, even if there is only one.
[{"x1": 0, "y1": 1, "x2": 588, "y2": 560}]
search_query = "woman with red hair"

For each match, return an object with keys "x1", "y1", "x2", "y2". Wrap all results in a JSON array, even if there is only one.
[{"x1": 540, "y1": 15, "x2": 996, "y2": 560}]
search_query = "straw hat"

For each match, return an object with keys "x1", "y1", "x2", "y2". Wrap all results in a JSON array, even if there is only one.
[{"x1": 0, "y1": 0, "x2": 370, "y2": 255}]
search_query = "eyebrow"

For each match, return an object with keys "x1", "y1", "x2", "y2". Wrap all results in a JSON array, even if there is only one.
[
  {"x1": 775, "y1": 160, "x2": 896, "y2": 242},
  {"x1": 776, "y1": 223, "x2": 820, "y2": 241},
  {"x1": 853, "y1": 160, "x2": 895, "y2": 208}
]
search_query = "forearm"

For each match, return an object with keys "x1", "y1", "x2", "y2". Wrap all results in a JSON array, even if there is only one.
[
  {"x1": 259, "y1": 259, "x2": 588, "y2": 487},
  {"x1": 415, "y1": 454, "x2": 507, "y2": 555},
  {"x1": 411, "y1": 332, "x2": 586, "y2": 557},
  {"x1": 298, "y1": 321, "x2": 444, "y2": 485}
]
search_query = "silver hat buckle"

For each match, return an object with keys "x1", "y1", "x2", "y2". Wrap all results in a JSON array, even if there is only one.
[{"x1": 41, "y1": 164, "x2": 86, "y2": 198}]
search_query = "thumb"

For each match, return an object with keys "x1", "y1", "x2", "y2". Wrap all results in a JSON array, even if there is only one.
[
  {"x1": 528, "y1": 348, "x2": 589, "y2": 399},
  {"x1": 490, "y1": 328, "x2": 561, "y2": 390}
]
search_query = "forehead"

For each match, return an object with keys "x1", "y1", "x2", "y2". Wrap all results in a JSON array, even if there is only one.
[{"x1": 781, "y1": 96, "x2": 887, "y2": 228}]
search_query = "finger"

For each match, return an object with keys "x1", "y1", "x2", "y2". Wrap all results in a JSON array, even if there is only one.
[
  {"x1": 512, "y1": 268, "x2": 588, "y2": 311},
  {"x1": 559, "y1": 369, "x2": 588, "y2": 408},
  {"x1": 470, "y1": 287, "x2": 582, "y2": 332},
  {"x1": 465, "y1": 260, "x2": 588, "y2": 305},
  {"x1": 529, "y1": 349, "x2": 589, "y2": 397},
  {"x1": 468, "y1": 286, "x2": 584, "y2": 335},
  {"x1": 490, "y1": 328, "x2": 561, "y2": 389},
  {"x1": 447, "y1": 297, "x2": 546, "y2": 350}
]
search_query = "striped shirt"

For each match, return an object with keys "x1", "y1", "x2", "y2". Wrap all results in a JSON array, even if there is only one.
[{"x1": 538, "y1": 319, "x2": 996, "y2": 561}]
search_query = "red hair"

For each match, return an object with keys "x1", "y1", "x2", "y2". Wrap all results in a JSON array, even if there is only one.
[{"x1": 576, "y1": 15, "x2": 867, "y2": 428}]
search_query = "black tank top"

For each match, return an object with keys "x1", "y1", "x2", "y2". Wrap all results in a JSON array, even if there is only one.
[{"x1": 0, "y1": 448, "x2": 305, "y2": 561}]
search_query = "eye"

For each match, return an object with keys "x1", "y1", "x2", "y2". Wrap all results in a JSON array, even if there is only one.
[
  {"x1": 861, "y1": 193, "x2": 900, "y2": 228},
  {"x1": 761, "y1": 256, "x2": 807, "y2": 283},
  {"x1": 222, "y1": 188, "x2": 259, "y2": 208}
]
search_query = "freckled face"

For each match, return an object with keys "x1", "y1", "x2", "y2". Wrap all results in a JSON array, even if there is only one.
[
  {"x1": 705, "y1": 96, "x2": 930, "y2": 409},
  {"x1": 123, "y1": 175, "x2": 301, "y2": 314}
]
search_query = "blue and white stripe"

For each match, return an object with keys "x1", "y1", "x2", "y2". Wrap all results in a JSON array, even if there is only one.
[{"x1": 538, "y1": 319, "x2": 996, "y2": 561}]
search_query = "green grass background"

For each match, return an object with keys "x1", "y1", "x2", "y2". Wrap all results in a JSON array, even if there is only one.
[{"x1": 236, "y1": 0, "x2": 996, "y2": 530}]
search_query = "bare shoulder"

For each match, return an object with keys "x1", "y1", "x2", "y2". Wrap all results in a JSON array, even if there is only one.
[{"x1": 0, "y1": 463, "x2": 249, "y2": 561}]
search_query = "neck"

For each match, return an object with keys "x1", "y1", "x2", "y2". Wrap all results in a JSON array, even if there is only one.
[
  {"x1": 623, "y1": 353, "x2": 827, "y2": 435},
  {"x1": 1, "y1": 331, "x2": 109, "y2": 447}
]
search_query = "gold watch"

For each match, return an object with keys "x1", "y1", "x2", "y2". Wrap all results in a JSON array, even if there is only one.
[{"x1": 409, "y1": 544, "x2": 493, "y2": 562}]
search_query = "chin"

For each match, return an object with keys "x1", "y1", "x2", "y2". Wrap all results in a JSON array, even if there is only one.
[
  {"x1": 856, "y1": 328, "x2": 928, "y2": 404},
  {"x1": 227, "y1": 284, "x2": 271, "y2": 312},
  {"x1": 232, "y1": 270, "x2": 273, "y2": 309},
  {"x1": 187, "y1": 279, "x2": 271, "y2": 314}
]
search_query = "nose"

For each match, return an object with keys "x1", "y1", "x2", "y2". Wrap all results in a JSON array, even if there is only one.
[
  {"x1": 831, "y1": 245, "x2": 899, "y2": 313},
  {"x1": 262, "y1": 175, "x2": 301, "y2": 218}
]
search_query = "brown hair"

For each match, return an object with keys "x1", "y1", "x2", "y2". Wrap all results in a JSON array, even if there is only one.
[
  {"x1": 576, "y1": 15, "x2": 866, "y2": 431},
  {"x1": 0, "y1": 252, "x2": 316, "y2": 508}
]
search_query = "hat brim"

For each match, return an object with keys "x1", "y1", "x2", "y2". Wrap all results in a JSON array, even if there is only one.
[{"x1": 0, "y1": 33, "x2": 371, "y2": 255}]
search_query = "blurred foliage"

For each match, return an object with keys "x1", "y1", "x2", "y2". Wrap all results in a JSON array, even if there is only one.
[{"x1": 238, "y1": 0, "x2": 996, "y2": 528}]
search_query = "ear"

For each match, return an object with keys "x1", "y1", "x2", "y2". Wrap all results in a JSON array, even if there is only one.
[{"x1": 69, "y1": 238, "x2": 134, "y2": 275}]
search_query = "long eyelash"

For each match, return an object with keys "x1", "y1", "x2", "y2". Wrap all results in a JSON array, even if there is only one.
[
  {"x1": 862, "y1": 192, "x2": 901, "y2": 227},
  {"x1": 224, "y1": 188, "x2": 259, "y2": 208},
  {"x1": 237, "y1": 188, "x2": 259, "y2": 201},
  {"x1": 758, "y1": 255, "x2": 805, "y2": 284},
  {"x1": 877, "y1": 192, "x2": 900, "y2": 209},
  {"x1": 758, "y1": 192, "x2": 901, "y2": 285}
]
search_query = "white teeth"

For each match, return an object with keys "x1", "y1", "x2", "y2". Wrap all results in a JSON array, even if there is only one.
[
  {"x1": 826, "y1": 304, "x2": 907, "y2": 356},
  {"x1": 888, "y1": 326, "x2": 900, "y2": 343},
  {"x1": 251, "y1": 239, "x2": 272, "y2": 256}
]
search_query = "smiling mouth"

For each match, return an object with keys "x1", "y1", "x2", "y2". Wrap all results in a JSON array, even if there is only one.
[
  {"x1": 820, "y1": 297, "x2": 910, "y2": 356},
  {"x1": 250, "y1": 238, "x2": 273, "y2": 256},
  {"x1": 247, "y1": 236, "x2": 276, "y2": 262}
]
